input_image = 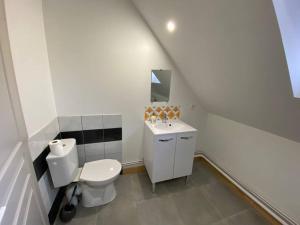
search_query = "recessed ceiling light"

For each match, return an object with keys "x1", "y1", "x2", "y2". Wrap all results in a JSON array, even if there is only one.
[{"x1": 166, "y1": 20, "x2": 176, "y2": 32}]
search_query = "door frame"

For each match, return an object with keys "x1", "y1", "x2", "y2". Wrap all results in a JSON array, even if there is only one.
[{"x1": 0, "y1": 0, "x2": 50, "y2": 223}]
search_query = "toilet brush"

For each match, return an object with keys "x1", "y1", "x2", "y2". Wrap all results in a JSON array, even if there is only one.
[{"x1": 59, "y1": 185, "x2": 78, "y2": 222}]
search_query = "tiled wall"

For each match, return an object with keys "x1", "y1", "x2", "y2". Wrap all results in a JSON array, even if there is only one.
[
  {"x1": 28, "y1": 118, "x2": 62, "y2": 224},
  {"x1": 58, "y1": 114, "x2": 122, "y2": 166},
  {"x1": 144, "y1": 105, "x2": 181, "y2": 121}
]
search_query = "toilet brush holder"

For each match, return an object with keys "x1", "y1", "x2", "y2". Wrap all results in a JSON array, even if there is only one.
[{"x1": 59, "y1": 204, "x2": 76, "y2": 223}]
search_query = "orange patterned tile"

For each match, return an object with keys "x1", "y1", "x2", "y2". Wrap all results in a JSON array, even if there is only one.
[
  {"x1": 165, "y1": 106, "x2": 171, "y2": 113},
  {"x1": 146, "y1": 107, "x2": 153, "y2": 114},
  {"x1": 156, "y1": 107, "x2": 162, "y2": 113},
  {"x1": 144, "y1": 105, "x2": 181, "y2": 120},
  {"x1": 144, "y1": 112, "x2": 150, "y2": 121},
  {"x1": 168, "y1": 111, "x2": 175, "y2": 120},
  {"x1": 158, "y1": 111, "x2": 165, "y2": 120}
]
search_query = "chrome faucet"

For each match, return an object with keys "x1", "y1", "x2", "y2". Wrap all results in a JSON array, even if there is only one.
[{"x1": 162, "y1": 111, "x2": 168, "y2": 123}]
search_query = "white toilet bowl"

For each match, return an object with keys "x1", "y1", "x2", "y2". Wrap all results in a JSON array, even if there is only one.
[{"x1": 80, "y1": 159, "x2": 122, "y2": 207}]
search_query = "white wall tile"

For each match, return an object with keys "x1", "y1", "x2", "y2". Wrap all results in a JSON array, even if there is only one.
[
  {"x1": 82, "y1": 115, "x2": 103, "y2": 130},
  {"x1": 85, "y1": 143, "x2": 105, "y2": 162},
  {"x1": 28, "y1": 118, "x2": 60, "y2": 215},
  {"x1": 58, "y1": 116, "x2": 82, "y2": 132},
  {"x1": 105, "y1": 141, "x2": 122, "y2": 154},
  {"x1": 44, "y1": 117, "x2": 60, "y2": 141},
  {"x1": 28, "y1": 117, "x2": 60, "y2": 161},
  {"x1": 77, "y1": 144, "x2": 85, "y2": 167},
  {"x1": 105, "y1": 152, "x2": 122, "y2": 163},
  {"x1": 28, "y1": 131, "x2": 48, "y2": 161},
  {"x1": 38, "y1": 171, "x2": 58, "y2": 213},
  {"x1": 86, "y1": 154, "x2": 105, "y2": 162},
  {"x1": 103, "y1": 114, "x2": 122, "y2": 129}
]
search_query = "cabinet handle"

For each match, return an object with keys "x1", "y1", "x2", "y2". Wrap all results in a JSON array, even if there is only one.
[
  {"x1": 180, "y1": 136, "x2": 193, "y2": 140},
  {"x1": 159, "y1": 138, "x2": 173, "y2": 142}
]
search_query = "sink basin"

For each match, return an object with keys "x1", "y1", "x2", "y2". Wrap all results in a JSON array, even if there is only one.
[
  {"x1": 145, "y1": 120, "x2": 197, "y2": 135},
  {"x1": 153, "y1": 122, "x2": 185, "y2": 131}
]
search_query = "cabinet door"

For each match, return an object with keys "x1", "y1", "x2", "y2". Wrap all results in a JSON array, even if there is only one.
[
  {"x1": 153, "y1": 134, "x2": 176, "y2": 182},
  {"x1": 174, "y1": 132, "x2": 196, "y2": 178}
]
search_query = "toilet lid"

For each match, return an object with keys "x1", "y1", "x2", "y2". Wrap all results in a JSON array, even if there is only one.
[{"x1": 80, "y1": 159, "x2": 122, "y2": 182}]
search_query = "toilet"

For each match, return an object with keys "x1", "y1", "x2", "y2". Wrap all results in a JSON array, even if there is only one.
[{"x1": 46, "y1": 138, "x2": 122, "y2": 207}]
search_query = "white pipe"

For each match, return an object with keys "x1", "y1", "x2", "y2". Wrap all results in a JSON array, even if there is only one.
[{"x1": 197, "y1": 153, "x2": 296, "y2": 225}]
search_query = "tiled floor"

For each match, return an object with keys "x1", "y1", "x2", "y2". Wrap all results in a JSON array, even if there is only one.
[{"x1": 55, "y1": 160, "x2": 272, "y2": 225}]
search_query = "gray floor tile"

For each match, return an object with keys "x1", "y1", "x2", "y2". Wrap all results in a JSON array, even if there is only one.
[
  {"x1": 97, "y1": 195, "x2": 140, "y2": 225},
  {"x1": 210, "y1": 218, "x2": 232, "y2": 225},
  {"x1": 115, "y1": 174, "x2": 136, "y2": 199},
  {"x1": 190, "y1": 164, "x2": 219, "y2": 187},
  {"x1": 172, "y1": 187, "x2": 222, "y2": 225},
  {"x1": 55, "y1": 211, "x2": 97, "y2": 225},
  {"x1": 202, "y1": 181, "x2": 249, "y2": 218},
  {"x1": 136, "y1": 196, "x2": 184, "y2": 225},
  {"x1": 193, "y1": 160, "x2": 207, "y2": 171},
  {"x1": 55, "y1": 161, "x2": 270, "y2": 225},
  {"x1": 66, "y1": 216, "x2": 97, "y2": 225},
  {"x1": 160, "y1": 177, "x2": 194, "y2": 194},
  {"x1": 74, "y1": 203, "x2": 99, "y2": 219},
  {"x1": 130, "y1": 172, "x2": 169, "y2": 201},
  {"x1": 228, "y1": 209, "x2": 271, "y2": 225},
  {"x1": 54, "y1": 200, "x2": 98, "y2": 225}
]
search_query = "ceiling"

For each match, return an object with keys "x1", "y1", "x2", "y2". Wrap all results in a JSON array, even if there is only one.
[{"x1": 132, "y1": 0, "x2": 300, "y2": 142}]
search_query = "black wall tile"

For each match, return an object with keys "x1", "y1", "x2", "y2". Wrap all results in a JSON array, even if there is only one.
[
  {"x1": 60, "y1": 131, "x2": 84, "y2": 145},
  {"x1": 33, "y1": 146, "x2": 50, "y2": 180},
  {"x1": 83, "y1": 129, "x2": 103, "y2": 144},
  {"x1": 103, "y1": 128, "x2": 122, "y2": 142},
  {"x1": 48, "y1": 186, "x2": 66, "y2": 225},
  {"x1": 54, "y1": 133, "x2": 61, "y2": 140}
]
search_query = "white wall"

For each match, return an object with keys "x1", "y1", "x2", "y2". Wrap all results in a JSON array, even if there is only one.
[
  {"x1": 4, "y1": 0, "x2": 57, "y2": 137},
  {"x1": 203, "y1": 114, "x2": 300, "y2": 224},
  {"x1": 272, "y1": 0, "x2": 300, "y2": 98},
  {"x1": 43, "y1": 0, "x2": 206, "y2": 163}
]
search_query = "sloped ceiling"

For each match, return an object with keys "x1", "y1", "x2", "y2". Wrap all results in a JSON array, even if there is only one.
[{"x1": 132, "y1": 0, "x2": 300, "y2": 142}]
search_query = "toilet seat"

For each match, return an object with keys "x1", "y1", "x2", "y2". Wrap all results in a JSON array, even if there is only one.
[{"x1": 80, "y1": 159, "x2": 122, "y2": 186}]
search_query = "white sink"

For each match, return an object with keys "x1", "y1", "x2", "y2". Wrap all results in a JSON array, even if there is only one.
[
  {"x1": 153, "y1": 122, "x2": 185, "y2": 131},
  {"x1": 145, "y1": 120, "x2": 197, "y2": 135}
]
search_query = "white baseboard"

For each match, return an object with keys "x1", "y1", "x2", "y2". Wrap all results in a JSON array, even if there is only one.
[{"x1": 122, "y1": 160, "x2": 143, "y2": 168}]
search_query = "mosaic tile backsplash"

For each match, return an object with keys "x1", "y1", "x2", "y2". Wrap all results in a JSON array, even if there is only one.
[{"x1": 144, "y1": 105, "x2": 181, "y2": 121}]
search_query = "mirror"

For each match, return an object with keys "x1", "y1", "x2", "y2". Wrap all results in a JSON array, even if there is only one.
[{"x1": 151, "y1": 70, "x2": 171, "y2": 102}]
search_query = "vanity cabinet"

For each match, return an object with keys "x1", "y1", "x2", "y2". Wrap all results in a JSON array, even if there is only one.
[
  {"x1": 143, "y1": 122, "x2": 197, "y2": 191},
  {"x1": 153, "y1": 134, "x2": 176, "y2": 182},
  {"x1": 174, "y1": 132, "x2": 196, "y2": 178}
]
